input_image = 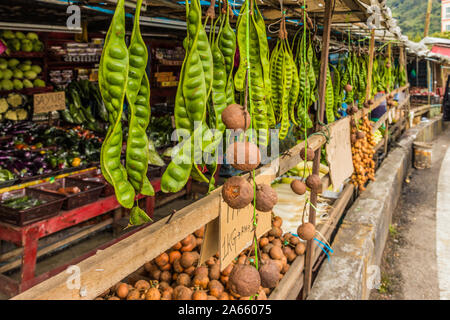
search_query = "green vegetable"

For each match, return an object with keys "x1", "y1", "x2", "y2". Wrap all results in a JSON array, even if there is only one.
[
  {"x1": 18, "y1": 64, "x2": 31, "y2": 72},
  {"x1": 1, "y1": 79, "x2": 13, "y2": 91},
  {"x1": 13, "y1": 69, "x2": 24, "y2": 79},
  {"x1": 13, "y1": 79, "x2": 23, "y2": 90},
  {"x1": 7, "y1": 93, "x2": 23, "y2": 107},
  {"x1": 99, "y1": 0, "x2": 135, "y2": 209},
  {"x1": 21, "y1": 39, "x2": 33, "y2": 52},
  {"x1": 33, "y1": 79, "x2": 45, "y2": 87},
  {"x1": 0, "y1": 98, "x2": 7, "y2": 113},
  {"x1": 7, "y1": 39, "x2": 20, "y2": 51},
  {"x1": 26, "y1": 32, "x2": 39, "y2": 41},
  {"x1": 148, "y1": 139, "x2": 165, "y2": 167},
  {"x1": 0, "y1": 59, "x2": 7, "y2": 70},
  {"x1": 33, "y1": 40, "x2": 44, "y2": 52},
  {"x1": 2, "y1": 69, "x2": 12, "y2": 80},
  {"x1": 23, "y1": 79, "x2": 33, "y2": 88},
  {"x1": 8, "y1": 58, "x2": 20, "y2": 68},
  {"x1": 24, "y1": 70, "x2": 37, "y2": 80},
  {"x1": 0, "y1": 169, "x2": 14, "y2": 182},
  {"x1": 1, "y1": 30, "x2": 15, "y2": 40},
  {"x1": 4, "y1": 109, "x2": 17, "y2": 120},
  {"x1": 16, "y1": 108, "x2": 27, "y2": 120},
  {"x1": 31, "y1": 65, "x2": 42, "y2": 74},
  {"x1": 15, "y1": 32, "x2": 25, "y2": 39}
]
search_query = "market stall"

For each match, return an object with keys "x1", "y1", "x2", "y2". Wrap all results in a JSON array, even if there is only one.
[{"x1": 0, "y1": 0, "x2": 424, "y2": 300}]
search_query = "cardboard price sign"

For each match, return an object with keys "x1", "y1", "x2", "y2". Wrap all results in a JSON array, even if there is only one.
[
  {"x1": 33, "y1": 91, "x2": 66, "y2": 114},
  {"x1": 218, "y1": 200, "x2": 271, "y2": 271},
  {"x1": 326, "y1": 117, "x2": 354, "y2": 191}
]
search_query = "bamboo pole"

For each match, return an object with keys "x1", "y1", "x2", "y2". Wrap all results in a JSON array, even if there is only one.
[
  {"x1": 302, "y1": 0, "x2": 333, "y2": 300},
  {"x1": 424, "y1": 0, "x2": 433, "y2": 38},
  {"x1": 365, "y1": 29, "x2": 376, "y2": 102}
]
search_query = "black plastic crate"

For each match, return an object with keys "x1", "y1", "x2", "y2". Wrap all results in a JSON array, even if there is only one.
[
  {"x1": 30, "y1": 177, "x2": 104, "y2": 210},
  {"x1": 0, "y1": 188, "x2": 65, "y2": 226}
]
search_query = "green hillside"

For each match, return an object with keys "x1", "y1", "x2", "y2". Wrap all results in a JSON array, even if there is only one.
[{"x1": 387, "y1": 0, "x2": 441, "y2": 41}]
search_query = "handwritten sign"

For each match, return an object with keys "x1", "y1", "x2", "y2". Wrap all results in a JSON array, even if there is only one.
[
  {"x1": 218, "y1": 200, "x2": 271, "y2": 271},
  {"x1": 326, "y1": 117, "x2": 354, "y2": 192},
  {"x1": 33, "y1": 91, "x2": 66, "y2": 114}
]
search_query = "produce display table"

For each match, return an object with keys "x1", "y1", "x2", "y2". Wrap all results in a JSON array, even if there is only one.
[{"x1": 0, "y1": 177, "x2": 166, "y2": 298}]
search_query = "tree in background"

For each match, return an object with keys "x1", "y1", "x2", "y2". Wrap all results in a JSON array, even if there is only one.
[{"x1": 388, "y1": 0, "x2": 441, "y2": 41}]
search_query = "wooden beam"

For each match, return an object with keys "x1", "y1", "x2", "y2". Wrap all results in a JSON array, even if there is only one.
[{"x1": 303, "y1": 0, "x2": 333, "y2": 300}]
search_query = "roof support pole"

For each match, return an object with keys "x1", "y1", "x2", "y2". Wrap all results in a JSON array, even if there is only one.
[{"x1": 302, "y1": 0, "x2": 333, "y2": 300}]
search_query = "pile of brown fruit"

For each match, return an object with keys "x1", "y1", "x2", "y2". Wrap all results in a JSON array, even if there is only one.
[
  {"x1": 350, "y1": 115, "x2": 376, "y2": 191},
  {"x1": 95, "y1": 216, "x2": 306, "y2": 300}
]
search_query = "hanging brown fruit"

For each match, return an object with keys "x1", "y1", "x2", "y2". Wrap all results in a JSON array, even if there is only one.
[
  {"x1": 306, "y1": 174, "x2": 322, "y2": 194},
  {"x1": 222, "y1": 176, "x2": 254, "y2": 209},
  {"x1": 226, "y1": 141, "x2": 261, "y2": 171},
  {"x1": 356, "y1": 131, "x2": 366, "y2": 140},
  {"x1": 258, "y1": 260, "x2": 280, "y2": 289},
  {"x1": 300, "y1": 147, "x2": 315, "y2": 161},
  {"x1": 255, "y1": 184, "x2": 278, "y2": 212},
  {"x1": 290, "y1": 180, "x2": 307, "y2": 195},
  {"x1": 297, "y1": 222, "x2": 316, "y2": 241},
  {"x1": 345, "y1": 84, "x2": 353, "y2": 92},
  {"x1": 221, "y1": 104, "x2": 251, "y2": 130},
  {"x1": 228, "y1": 264, "x2": 261, "y2": 297}
]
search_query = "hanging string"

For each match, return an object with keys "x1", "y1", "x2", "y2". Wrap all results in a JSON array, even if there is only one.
[{"x1": 302, "y1": 0, "x2": 308, "y2": 180}]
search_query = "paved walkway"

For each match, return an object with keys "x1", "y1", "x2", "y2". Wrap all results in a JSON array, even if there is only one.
[
  {"x1": 437, "y1": 133, "x2": 450, "y2": 299},
  {"x1": 371, "y1": 125, "x2": 450, "y2": 300}
]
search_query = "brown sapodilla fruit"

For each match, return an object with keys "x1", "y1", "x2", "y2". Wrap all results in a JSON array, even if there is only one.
[
  {"x1": 258, "y1": 260, "x2": 281, "y2": 289},
  {"x1": 297, "y1": 222, "x2": 316, "y2": 241},
  {"x1": 226, "y1": 141, "x2": 261, "y2": 171},
  {"x1": 222, "y1": 176, "x2": 254, "y2": 209},
  {"x1": 356, "y1": 131, "x2": 366, "y2": 140},
  {"x1": 291, "y1": 179, "x2": 307, "y2": 195},
  {"x1": 255, "y1": 184, "x2": 278, "y2": 212},
  {"x1": 300, "y1": 147, "x2": 315, "y2": 161},
  {"x1": 221, "y1": 104, "x2": 251, "y2": 130},
  {"x1": 306, "y1": 174, "x2": 322, "y2": 194},
  {"x1": 344, "y1": 84, "x2": 353, "y2": 92},
  {"x1": 228, "y1": 264, "x2": 261, "y2": 297}
]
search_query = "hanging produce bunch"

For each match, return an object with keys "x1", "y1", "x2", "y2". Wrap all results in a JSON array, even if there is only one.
[
  {"x1": 99, "y1": 0, "x2": 153, "y2": 226},
  {"x1": 350, "y1": 116, "x2": 376, "y2": 191},
  {"x1": 160, "y1": 0, "x2": 229, "y2": 194},
  {"x1": 290, "y1": 28, "x2": 316, "y2": 130},
  {"x1": 234, "y1": 0, "x2": 271, "y2": 146},
  {"x1": 269, "y1": 18, "x2": 297, "y2": 140}
]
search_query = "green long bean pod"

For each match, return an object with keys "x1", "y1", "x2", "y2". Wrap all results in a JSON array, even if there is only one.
[
  {"x1": 99, "y1": 0, "x2": 135, "y2": 209},
  {"x1": 234, "y1": 0, "x2": 249, "y2": 92},
  {"x1": 218, "y1": 5, "x2": 237, "y2": 106},
  {"x1": 125, "y1": 0, "x2": 154, "y2": 197},
  {"x1": 325, "y1": 64, "x2": 335, "y2": 123}
]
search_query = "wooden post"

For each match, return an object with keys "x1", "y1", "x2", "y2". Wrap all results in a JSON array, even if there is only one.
[
  {"x1": 424, "y1": 0, "x2": 433, "y2": 38},
  {"x1": 365, "y1": 29, "x2": 376, "y2": 103},
  {"x1": 383, "y1": 43, "x2": 392, "y2": 155},
  {"x1": 302, "y1": 0, "x2": 333, "y2": 300}
]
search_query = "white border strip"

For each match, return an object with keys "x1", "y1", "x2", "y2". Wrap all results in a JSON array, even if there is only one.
[{"x1": 437, "y1": 146, "x2": 450, "y2": 300}]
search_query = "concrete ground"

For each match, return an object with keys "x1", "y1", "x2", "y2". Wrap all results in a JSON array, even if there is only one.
[{"x1": 370, "y1": 125, "x2": 450, "y2": 300}]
